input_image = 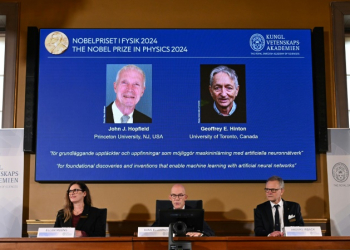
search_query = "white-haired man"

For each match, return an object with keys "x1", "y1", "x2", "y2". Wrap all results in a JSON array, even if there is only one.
[{"x1": 106, "y1": 64, "x2": 152, "y2": 123}]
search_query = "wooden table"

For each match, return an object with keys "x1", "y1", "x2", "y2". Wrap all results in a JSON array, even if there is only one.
[
  {"x1": 0, "y1": 237, "x2": 133, "y2": 250},
  {"x1": 1, "y1": 236, "x2": 350, "y2": 250}
]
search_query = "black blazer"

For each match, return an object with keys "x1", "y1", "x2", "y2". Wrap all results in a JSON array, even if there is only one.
[
  {"x1": 151, "y1": 205, "x2": 215, "y2": 236},
  {"x1": 105, "y1": 101, "x2": 152, "y2": 123},
  {"x1": 54, "y1": 206, "x2": 107, "y2": 237},
  {"x1": 254, "y1": 200, "x2": 304, "y2": 236}
]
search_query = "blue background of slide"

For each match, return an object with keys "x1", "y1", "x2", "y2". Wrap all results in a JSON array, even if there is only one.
[{"x1": 36, "y1": 29, "x2": 316, "y2": 181}]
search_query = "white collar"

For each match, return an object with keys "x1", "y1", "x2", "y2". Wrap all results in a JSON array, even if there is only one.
[
  {"x1": 112, "y1": 101, "x2": 134, "y2": 123},
  {"x1": 270, "y1": 199, "x2": 283, "y2": 208},
  {"x1": 173, "y1": 205, "x2": 185, "y2": 210}
]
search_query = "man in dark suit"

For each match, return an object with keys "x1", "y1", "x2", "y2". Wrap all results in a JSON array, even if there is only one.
[
  {"x1": 254, "y1": 176, "x2": 304, "y2": 237},
  {"x1": 152, "y1": 184, "x2": 214, "y2": 237},
  {"x1": 105, "y1": 64, "x2": 152, "y2": 123},
  {"x1": 201, "y1": 65, "x2": 246, "y2": 123}
]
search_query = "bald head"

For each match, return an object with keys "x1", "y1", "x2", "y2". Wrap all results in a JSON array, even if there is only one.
[
  {"x1": 169, "y1": 184, "x2": 188, "y2": 209},
  {"x1": 171, "y1": 184, "x2": 186, "y2": 194}
]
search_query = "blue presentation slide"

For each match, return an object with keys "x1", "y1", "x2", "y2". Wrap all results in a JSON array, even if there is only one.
[{"x1": 36, "y1": 29, "x2": 316, "y2": 181}]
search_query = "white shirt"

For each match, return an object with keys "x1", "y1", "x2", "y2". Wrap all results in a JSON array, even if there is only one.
[
  {"x1": 112, "y1": 101, "x2": 134, "y2": 123},
  {"x1": 172, "y1": 205, "x2": 185, "y2": 209},
  {"x1": 270, "y1": 200, "x2": 284, "y2": 232}
]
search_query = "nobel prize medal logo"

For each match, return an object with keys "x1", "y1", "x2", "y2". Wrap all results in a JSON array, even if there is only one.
[
  {"x1": 45, "y1": 31, "x2": 69, "y2": 55},
  {"x1": 332, "y1": 162, "x2": 349, "y2": 183},
  {"x1": 250, "y1": 33, "x2": 265, "y2": 51}
]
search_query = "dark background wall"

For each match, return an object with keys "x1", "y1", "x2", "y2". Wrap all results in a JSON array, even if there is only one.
[{"x1": 8, "y1": 0, "x2": 340, "y2": 226}]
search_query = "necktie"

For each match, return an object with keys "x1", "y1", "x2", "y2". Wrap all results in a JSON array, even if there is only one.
[
  {"x1": 274, "y1": 204, "x2": 280, "y2": 231},
  {"x1": 121, "y1": 115, "x2": 130, "y2": 123}
]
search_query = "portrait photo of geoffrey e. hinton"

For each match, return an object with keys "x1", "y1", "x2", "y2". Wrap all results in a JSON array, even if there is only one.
[{"x1": 200, "y1": 64, "x2": 246, "y2": 123}]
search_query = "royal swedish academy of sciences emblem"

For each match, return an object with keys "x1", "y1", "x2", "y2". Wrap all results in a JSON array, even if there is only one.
[
  {"x1": 250, "y1": 34, "x2": 265, "y2": 52},
  {"x1": 332, "y1": 162, "x2": 349, "y2": 183}
]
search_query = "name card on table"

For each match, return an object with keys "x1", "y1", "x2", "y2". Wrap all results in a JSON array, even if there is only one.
[
  {"x1": 37, "y1": 228, "x2": 75, "y2": 238},
  {"x1": 138, "y1": 227, "x2": 169, "y2": 237},
  {"x1": 284, "y1": 226, "x2": 322, "y2": 237}
]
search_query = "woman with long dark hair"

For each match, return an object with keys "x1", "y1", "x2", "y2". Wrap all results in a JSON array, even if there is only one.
[{"x1": 54, "y1": 181, "x2": 106, "y2": 237}]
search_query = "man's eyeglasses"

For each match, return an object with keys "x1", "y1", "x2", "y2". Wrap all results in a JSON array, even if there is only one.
[
  {"x1": 67, "y1": 189, "x2": 83, "y2": 194},
  {"x1": 170, "y1": 194, "x2": 186, "y2": 199},
  {"x1": 264, "y1": 188, "x2": 281, "y2": 193}
]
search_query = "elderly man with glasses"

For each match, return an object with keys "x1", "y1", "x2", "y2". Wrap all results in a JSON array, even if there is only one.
[
  {"x1": 254, "y1": 176, "x2": 304, "y2": 237},
  {"x1": 152, "y1": 184, "x2": 214, "y2": 237}
]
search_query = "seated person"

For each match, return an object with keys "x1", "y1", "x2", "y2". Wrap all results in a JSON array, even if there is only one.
[
  {"x1": 152, "y1": 184, "x2": 214, "y2": 237},
  {"x1": 254, "y1": 176, "x2": 304, "y2": 237},
  {"x1": 54, "y1": 181, "x2": 106, "y2": 237}
]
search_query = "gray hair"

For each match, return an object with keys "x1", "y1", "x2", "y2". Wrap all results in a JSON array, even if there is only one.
[
  {"x1": 116, "y1": 64, "x2": 146, "y2": 87},
  {"x1": 210, "y1": 65, "x2": 238, "y2": 88},
  {"x1": 266, "y1": 175, "x2": 284, "y2": 189}
]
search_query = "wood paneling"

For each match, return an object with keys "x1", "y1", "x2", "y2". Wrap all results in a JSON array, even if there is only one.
[{"x1": 1, "y1": 236, "x2": 350, "y2": 250}]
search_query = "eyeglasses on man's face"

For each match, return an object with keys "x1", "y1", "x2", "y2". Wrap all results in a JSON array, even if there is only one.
[
  {"x1": 67, "y1": 189, "x2": 83, "y2": 194},
  {"x1": 170, "y1": 193, "x2": 186, "y2": 199},
  {"x1": 264, "y1": 188, "x2": 281, "y2": 193}
]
